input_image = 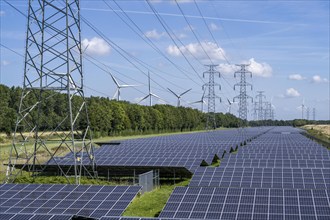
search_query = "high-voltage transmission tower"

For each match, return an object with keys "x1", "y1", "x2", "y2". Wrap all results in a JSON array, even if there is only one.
[
  {"x1": 255, "y1": 91, "x2": 266, "y2": 120},
  {"x1": 313, "y1": 108, "x2": 316, "y2": 121},
  {"x1": 306, "y1": 107, "x2": 310, "y2": 120},
  {"x1": 233, "y1": 64, "x2": 253, "y2": 122},
  {"x1": 6, "y1": 0, "x2": 95, "y2": 184},
  {"x1": 203, "y1": 65, "x2": 221, "y2": 130},
  {"x1": 264, "y1": 102, "x2": 272, "y2": 120}
]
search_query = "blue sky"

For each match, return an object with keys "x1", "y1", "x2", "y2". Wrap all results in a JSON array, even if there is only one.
[{"x1": 0, "y1": 0, "x2": 329, "y2": 120}]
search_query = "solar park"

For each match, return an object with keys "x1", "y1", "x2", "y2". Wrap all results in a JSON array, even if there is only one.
[{"x1": 1, "y1": 126, "x2": 330, "y2": 220}]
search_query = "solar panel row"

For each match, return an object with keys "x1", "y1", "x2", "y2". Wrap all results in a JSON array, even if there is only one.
[
  {"x1": 47, "y1": 127, "x2": 270, "y2": 174},
  {"x1": 190, "y1": 167, "x2": 330, "y2": 189},
  {"x1": 159, "y1": 187, "x2": 330, "y2": 220},
  {"x1": 225, "y1": 154, "x2": 330, "y2": 160},
  {"x1": 0, "y1": 213, "x2": 72, "y2": 220},
  {"x1": 159, "y1": 126, "x2": 330, "y2": 219},
  {"x1": 0, "y1": 184, "x2": 141, "y2": 219}
]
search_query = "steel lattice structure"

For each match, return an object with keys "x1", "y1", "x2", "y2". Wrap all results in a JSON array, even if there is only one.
[
  {"x1": 6, "y1": 0, "x2": 95, "y2": 184},
  {"x1": 313, "y1": 108, "x2": 316, "y2": 121},
  {"x1": 306, "y1": 107, "x2": 310, "y2": 120},
  {"x1": 255, "y1": 91, "x2": 266, "y2": 121},
  {"x1": 203, "y1": 65, "x2": 221, "y2": 130},
  {"x1": 233, "y1": 64, "x2": 253, "y2": 122}
]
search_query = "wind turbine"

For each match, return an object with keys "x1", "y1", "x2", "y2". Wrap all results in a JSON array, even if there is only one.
[
  {"x1": 297, "y1": 98, "x2": 305, "y2": 119},
  {"x1": 190, "y1": 89, "x2": 206, "y2": 112},
  {"x1": 139, "y1": 72, "x2": 163, "y2": 106},
  {"x1": 226, "y1": 98, "x2": 238, "y2": 114},
  {"x1": 110, "y1": 73, "x2": 139, "y2": 101},
  {"x1": 167, "y1": 88, "x2": 192, "y2": 107}
]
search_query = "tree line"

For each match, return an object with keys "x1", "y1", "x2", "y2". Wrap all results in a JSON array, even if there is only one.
[
  {"x1": 249, "y1": 119, "x2": 329, "y2": 127},
  {"x1": 0, "y1": 84, "x2": 243, "y2": 137}
]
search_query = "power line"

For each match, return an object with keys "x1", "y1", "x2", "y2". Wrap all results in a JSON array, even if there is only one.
[
  {"x1": 193, "y1": 0, "x2": 231, "y2": 65},
  {"x1": 145, "y1": 0, "x2": 206, "y2": 83},
  {"x1": 107, "y1": 0, "x2": 202, "y2": 86},
  {"x1": 174, "y1": 0, "x2": 215, "y2": 65}
]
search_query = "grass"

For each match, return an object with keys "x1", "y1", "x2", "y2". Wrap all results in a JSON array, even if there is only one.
[
  {"x1": 12, "y1": 174, "x2": 124, "y2": 185},
  {"x1": 94, "y1": 127, "x2": 231, "y2": 143},
  {"x1": 302, "y1": 124, "x2": 330, "y2": 148},
  {"x1": 123, "y1": 179, "x2": 190, "y2": 217},
  {"x1": 211, "y1": 159, "x2": 221, "y2": 167}
]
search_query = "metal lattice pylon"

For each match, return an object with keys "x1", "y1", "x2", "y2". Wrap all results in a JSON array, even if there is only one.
[
  {"x1": 6, "y1": 0, "x2": 95, "y2": 184},
  {"x1": 203, "y1": 65, "x2": 221, "y2": 130},
  {"x1": 233, "y1": 64, "x2": 253, "y2": 122},
  {"x1": 255, "y1": 91, "x2": 266, "y2": 121}
]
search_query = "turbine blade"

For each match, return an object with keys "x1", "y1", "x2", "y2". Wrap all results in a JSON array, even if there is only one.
[
  {"x1": 190, "y1": 100, "x2": 202, "y2": 104},
  {"x1": 180, "y1": 88, "x2": 192, "y2": 97},
  {"x1": 138, "y1": 95, "x2": 150, "y2": 103},
  {"x1": 151, "y1": 93, "x2": 161, "y2": 99},
  {"x1": 110, "y1": 73, "x2": 120, "y2": 87},
  {"x1": 167, "y1": 88, "x2": 179, "y2": 98},
  {"x1": 120, "y1": 84, "x2": 140, "y2": 88}
]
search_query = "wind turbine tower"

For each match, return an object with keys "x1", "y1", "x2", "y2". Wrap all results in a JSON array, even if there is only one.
[
  {"x1": 139, "y1": 72, "x2": 162, "y2": 106},
  {"x1": 298, "y1": 98, "x2": 306, "y2": 119},
  {"x1": 190, "y1": 89, "x2": 206, "y2": 112},
  {"x1": 109, "y1": 73, "x2": 139, "y2": 101},
  {"x1": 167, "y1": 88, "x2": 192, "y2": 107}
]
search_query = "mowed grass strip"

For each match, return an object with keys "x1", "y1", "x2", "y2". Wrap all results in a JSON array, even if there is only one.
[{"x1": 123, "y1": 179, "x2": 190, "y2": 217}]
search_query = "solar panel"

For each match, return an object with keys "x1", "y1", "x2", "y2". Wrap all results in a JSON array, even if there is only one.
[
  {"x1": 45, "y1": 127, "x2": 269, "y2": 174},
  {"x1": 0, "y1": 213, "x2": 72, "y2": 220},
  {"x1": 0, "y1": 184, "x2": 141, "y2": 219},
  {"x1": 159, "y1": 187, "x2": 330, "y2": 219},
  {"x1": 190, "y1": 167, "x2": 330, "y2": 189}
]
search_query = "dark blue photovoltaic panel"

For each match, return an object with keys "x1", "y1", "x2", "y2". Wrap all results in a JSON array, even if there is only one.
[
  {"x1": 0, "y1": 184, "x2": 141, "y2": 218},
  {"x1": 190, "y1": 167, "x2": 330, "y2": 188},
  {"x1": 158, "y1": 127, "x2": 330, "y2": 220},
  {"x1": 159, "y1": 187, "x2": 330, "y2": 219},
  {"x1": 47, "y1": 127, "x2": 269, "y2": 173},
  {"x1": 0, "y1": 213, "x2": 72, "y2": 220}
]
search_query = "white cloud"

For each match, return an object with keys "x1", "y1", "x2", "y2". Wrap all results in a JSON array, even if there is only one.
[
  {"x1": 81, "y1": 37, "x2": 110, "y2": 56},
  {"x1": 183, "y1": 24, "x2": 196, "y2": 32},
  {"x1": 285, "y1": 88, "x2": 300, "y2": 98},
  {"x1": 288, "y1": 74, "x2": 306, "y2": 80},
  {"x1": 166, "y1": 41, "x2": 226, "y2": 62},
  {"x1": 0, "y1": 11, "x2": 5, "y2": 16},
  {"x1": 166, "y1": 45, "x2": 181, "y2": 57},
  {"x1": 246, "y1": 58, "x2": 272, "y2": 77},
  {"x1": 1, "y1": 60, "x2": 10, "y2": 66},
  {"x1": 311, "y1": 75, "x2": 328, "y2": 83},
  {"x1": 144, "y1": 29, "x2": 165, "y2": 39},
  {"x1": 176, "y1": 33, "x2": 187, "y2": 39},
  {"x1": 209, "y1": 23, "x2": 220, "y2": 31},
  {"x1": 217, "y1": 63, "x2": 239, "y2": 75}
]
